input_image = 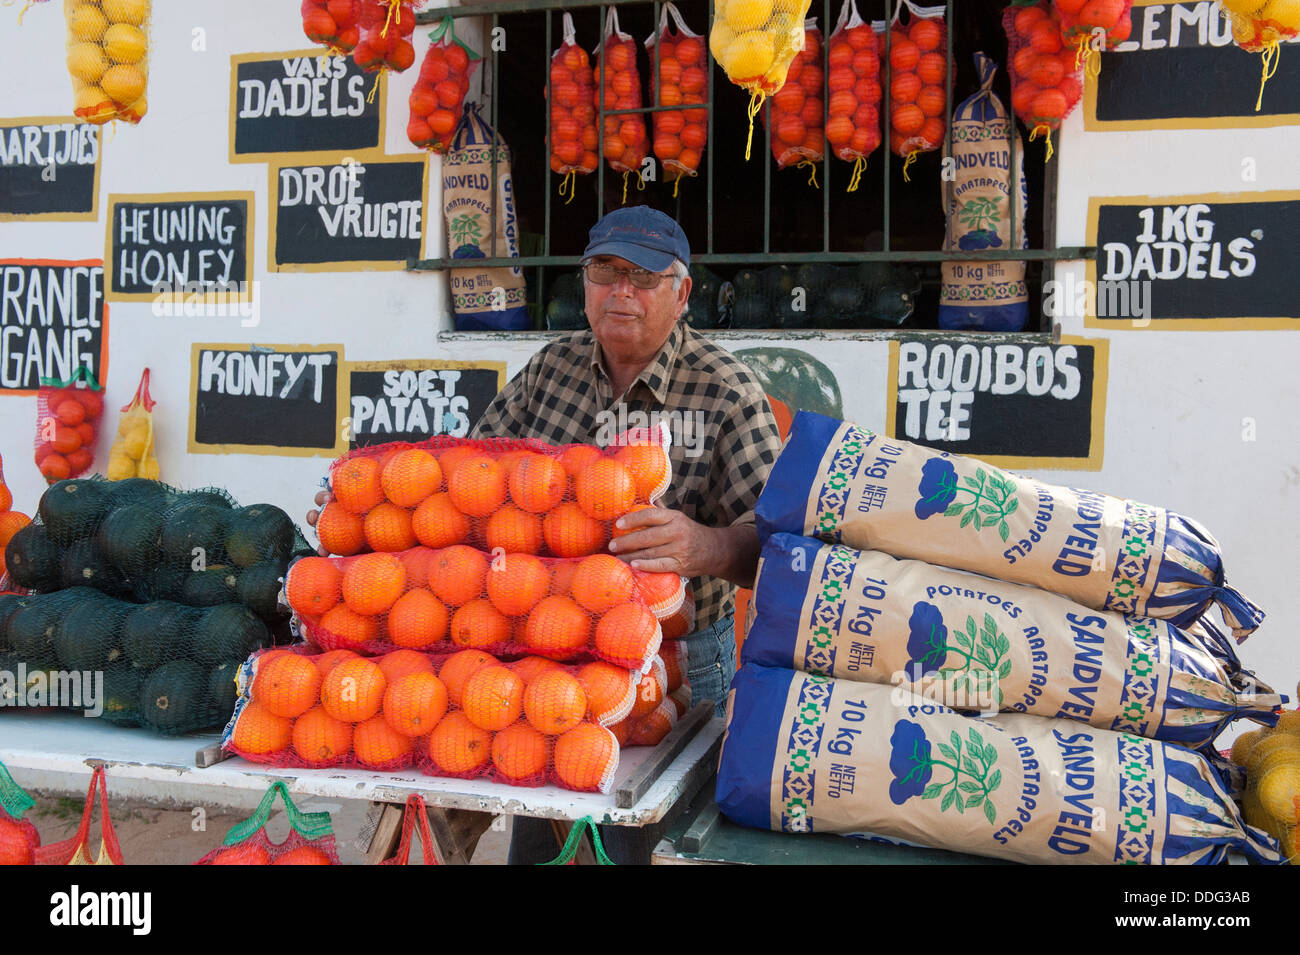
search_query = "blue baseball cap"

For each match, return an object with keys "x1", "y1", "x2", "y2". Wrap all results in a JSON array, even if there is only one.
[{"x1": 582, "y1": 207, "x2": 690, "y2": 272}]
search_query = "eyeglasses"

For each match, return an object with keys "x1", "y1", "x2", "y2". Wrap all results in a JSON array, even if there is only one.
[{"x1": 582, "y1": 262, "x2": 672, "y2": 290}]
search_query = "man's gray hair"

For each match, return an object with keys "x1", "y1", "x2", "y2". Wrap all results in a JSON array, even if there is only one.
[{"x1": 670, "y1": 258, "x2": 688, "y2": 291}]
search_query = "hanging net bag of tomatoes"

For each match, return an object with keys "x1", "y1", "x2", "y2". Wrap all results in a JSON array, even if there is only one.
[
  {"x1": 1052, "y1": 0, "x2": 1132, "y2": 78},
  {"x1": 33, "y1": 365, "x2": 104, "y2": 484},
  {"x1": 885, "y1": 0, "x2": 947, "y2": 182},
  {"x1": 407, "y1": 16, "x2": 480, "y2": 153},
  {"x1": 826, "y1": 0, "x2": 883, "y2": 192},
  {"x1": 646, "y1": 2, "x2": 710, "y2": 197},
  {"x1": 1005, "y1": 1, "x2": 1084, "y2": 163},
  {"x1": 1218, "y1": 0, "x2": 1300, "y2": 111},
  {"x1": 353, "y1": 0, "x2": 421, "y2": 102},
  {"x1": 301, "y1": 0, "x2": 361, "y2": 55},
  {"x1": 710, "y1": 0, "x2": 814, "y2": 160},
  {"x1": 596, "y1": 7, "x2": 650, "y2": 204},
  {"x1": 549, "y1": 12, "x2": 598, "y2": 204},
  {"x1": 63, "y1": 0, "x2": 151, "y2": 125},
  {"x1": 0, "y1": 761, "x2": 40, "y2": 867},
  {"x1": 763, "y1": 18, "x2": 825, "y2": 187},
  {"x1": 107, "y1": 367, "x2": 160, "y2": 481}
]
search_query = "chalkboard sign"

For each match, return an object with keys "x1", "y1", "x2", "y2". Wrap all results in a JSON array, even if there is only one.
[
  {"x1": 346, "y1": 360, "x2": 507, "y2": 448},
  {"x1": 0, "y1": 259, "x2": 108, "y2": 395},
  {"x1": 0, "y1": 117, "x2": 101, "y2": 221},
  {"x1": 105, "y1": 192, "x2": 255, "y2": 303},
  {"x1": 886, "y1": 336, "x2": 1108, "y2": 470},
  {"x1": 229, "y1": 49, "x2": 384, "y2": 164},
  {"x1": 1085, "y1": 1, "x2": 1300, "y2": 130},
  {"x1": 1086, "y1": 190, "x2": 1299, "y2": 330},
  {"x1": 190, "y1": 343, "x2": 347, "y2": 456},
  {"x1": 268, "y1": 157, "x2": 428, "y2": 272}
]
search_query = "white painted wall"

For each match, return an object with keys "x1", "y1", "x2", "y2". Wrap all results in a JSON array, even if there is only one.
[{"x1": 1, "y1": 1, "x2": 1294, "y2": 716}]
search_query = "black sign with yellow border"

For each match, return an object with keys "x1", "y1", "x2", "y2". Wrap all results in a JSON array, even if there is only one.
[
  {"x1": 0, "y1": 116, "x2": 102, "y2": 221},
  {"x1": 345, "y1": 359, "x2": 507, "y2": 448}
]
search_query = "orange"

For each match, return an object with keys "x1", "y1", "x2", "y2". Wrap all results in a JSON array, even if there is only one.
[
  {"x1": 553, "y1": 723, "x2": 617, "y2": 791},
  {"x1": 285, "y1": 557, "x2": 343, "y2": 617},
  {"x1": 428, "y1": 711, "x2": 491, "y2": 774},
  {"x1": 448, "y1": 455, "x2": 507, "y2": 517},
  {"x1": 385, "y1": 588, "x2": 449, "y2": 649},
  {"x1": 363, "y1": 502, "x2": 417, "y2": 552},
  {"x1": 635, "y1": 571, "x2": 684, "y2": 615},
  {"x1": 524, "y1": 670, "x2": 589, "y2": 735},
  {"x1": 310, "y1": 648, "x2": 360, "y2": 680},
  {"x1": 332, "y1": 456, "x2": 385, "y2": 515},
  {"x1": 661, "y1": 607, "x2": 691, "y2": 640},
  {"x1": 485, "y1": 505, "x2": 543, "y2": 554},
  {"x1": 892, "y1": 103, "x2": 925, "y2": 136},
  {"x1": 383, "y1": 672, "x2": 449, "y2": 737},
  {"x1": 0, "y1": 486, "x2": 11, "y2": 514},
  {"x1": 320, "y1": 658, "x2": 387, "y2": 723},
  {"x1": 232, "y1": 701, "x2": 292, "y2": 755},
  {"x1": 211, "y1": 844, "x2": 272, "y2": 865},
  {"x1": 549, "y1": 559, "x2": 579, "y2": 596},
  {"x1": 412, "y1": 492, "x2": 470, "y2": 548},
  {"x1": 399, "y1": 546, "x2": 438, "y2": 587},
  {"x1": 253, "y1": 654, "x2": 322, "y2": 719},
  {"x1": 491, "y1": 722, "x2": 551, "y2": 782},
  {"x1": 594, "y1": 602, "x2": 660, "y2": 667},
  {"x1": 661, "y1": 646, "x2": 685, "y2": 693},
  {"x1": 461, "y1": 665, "x2": 525, "y2": 731},
  {"x1": 291, "y1": 706, "x2": 353, "y2": 766},
  {"x1": 436, "y1": 444, "x2": 481, "y2": 482},
  {"x1": 438, "y1": 649, "x2": 496, "y2": 707},
  {"x1": 574, "y1": 459, "x2": 637, "y2": 521},
  {"x1": 376, "y1": 648, "x2": 436, "y2": 685},
  {"x1": 426, "y1": 544, "x2": 489, "y2": 606},
  {"x1": 558, "y1": 444, "x2": 602, "y2": 478},
  {"x1": 630, "y1": 707, "x2": 674, "y2": 746},
  {"x1": 382, "y1": 449, "x2": 443, "y2": 507},
  {"x1": 577, "y1": 661, "x2": 635, "y2": 723},
  {"x1": 341, "y1": 552, "x2": 407, "y2": 615},
  {"x1": 39, "y1": 454, "x2": 71, "y2": 482},
  {"x1": 485, "y1": 553, "x2": 549, "y2": 617},
  {"x1": 609, "y1": 717, "x2": 634, "y2": 746},
  {"x1": 273, "y1": 846, "x2": 334, "y2": 865},
  {"x1": 315, "y1": 503, "x2": 367, "y2": 556},
  {"x1": 909, "y1": 17, "x2": 944, "y2": 51},
  {"x1": 523, "y1": 595, "x2": 591, "y2": 657},
  {"x1": 353, "y1": 714, "x2": 415, "y2": 768},
  {"x1": 631, "y1": 666, "x2": 666, "y2": 719},
  {"x1": 0, "y1": 510, "x2": 28, "y2": 548},
  {"x1": 317, "y1": 603, "x2": 379, "y2": 648},
  {"x1": 543, "y1": 502, "x2": 609, "y2": 558},
  {"x1": 571, "y1": 554, "x2": 636, "y2": 613},
  {"x1": 449, "y1": 598, "x2": 511, "y2": 649},
  {"x1": 508, "y1": 453, "x2": 566, "y2": 513},
  {"x1": 496, "y1": 448, "x2": 534, "y2": 477},
  {"x1": 509, "y1": 655, "x2": 565, "y2": 684}
]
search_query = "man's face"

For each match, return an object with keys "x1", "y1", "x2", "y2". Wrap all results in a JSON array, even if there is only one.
[{"x1": 584, "y1": 255, "x2": 692, "y2": 366}]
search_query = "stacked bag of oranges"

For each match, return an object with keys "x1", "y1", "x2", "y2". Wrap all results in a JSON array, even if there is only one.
[
  {"x1": 406, "y1": 16, "x2": 479, "y2": 154},
  {"x1": 763, "y1": 19, "x2": 825, "y2": 184},
  {"x1": 301, "y1": 0, "x2": 361, "y2": 55},
  {"x1": 1003, "y1": 1, "x2": 1085, "y2": 162},
  {"x1": 886, "y1": 0, "x2": 949, "y2": 180},
  {"x1": 33, "y1": 368, "x2": 104, "y2": 484},
  {"x1": 63, "y1": 0, "x2": 150, "y2": 125},
  {"x1": 647, "y1": 3, "x2": 710, "y2": 194},
  {"x1": 597, "y1": 8, "x2": 651, "y2": 202},
  {"x1": 826, "y1": 0, "x2": 883, "y2": 193},
  {"x1": 548, "y1": 13, "x2": 600, "y2": 200}
]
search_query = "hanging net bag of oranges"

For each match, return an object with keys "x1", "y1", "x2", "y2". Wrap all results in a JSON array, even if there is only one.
[
  {"x1": 1218, "y1": 0, "x2": 1300, "y2": 110},
  {"x1": 301, "y1": 0, "x2": 361, "y2": 55},
  {"x1": 763, "y1": 18, "x2": 825, "y2": 187},
  {"x1": 646, "y1": 2, "x2": 710, "y2": 197},
  {"x1": 33, "y1": 366, "x2": 104, "y2": 484},
  {"x1": 353, "y1": 0, "x2": 421, "y2": 101},
  {"x1": 1005, "y1": 1, "x2": 1084, "y2": 163},
  {"x1": 710, "y1": 0, "x2": 814, "y2": 160},
  {"x1": 1052, "y1": 0, "x2": 1132, "y2": 77},
  {"x1": 407, "y1": 16, "x2": 479, "y2": 153},
  {"x1": 826, "y1": 0, "x2": 883, "y2": 193},
  {"x1": 195, "y1": 780, "x2": 341, "y2": 865},
  {"x1": 63, "y1": 0, "x2": 150, "y2": 125},
  {"x1": 597, "y1": 7, "x2": 651, "y2": 204},
  {"x1": 548, "y1": 12, "x2": 599, "y2": 203},
  {"x1": 107, "y1": 367, "x2": 159, "y2": 481},
  {"x1": 886, "y1": 0, "x2": 948, "y2": 182}
]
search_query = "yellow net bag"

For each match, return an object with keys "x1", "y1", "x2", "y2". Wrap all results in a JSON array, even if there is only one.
[
  {"x1": 63, "y1": 0, "x2": 150, "y2": 125},
  {"x1": 107, "y1": 367, "x2": 159, "y2": 481}
]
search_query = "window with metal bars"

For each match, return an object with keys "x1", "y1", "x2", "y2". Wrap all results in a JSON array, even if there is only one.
[{"x1": 411, "y1": 0, "x2": 1093, "y2": 333}]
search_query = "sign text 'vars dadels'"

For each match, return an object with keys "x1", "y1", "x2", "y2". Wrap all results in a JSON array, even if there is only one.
[
  {"x1": 0, "y1": 259, "x2": 107, "y2": 393},
  {"x1": 0, "y1": 118, "x2": 101, "y2": 220}
]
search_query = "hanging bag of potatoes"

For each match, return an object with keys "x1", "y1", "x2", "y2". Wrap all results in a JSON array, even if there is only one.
[
  {"x1": 108, "y1": 367, "x2": 159, "y2": 481},
  {"x1": 64, "y1": 0, "x2": 150, "y2": 124}
]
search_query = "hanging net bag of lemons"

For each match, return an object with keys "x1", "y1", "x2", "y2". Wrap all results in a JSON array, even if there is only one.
[
  {"x1": 710, "y1": 0, "x2": 814, "y2": 160},
  {"x1": 63, "y1": 0, "x2": 150, "y2": 125},
  {"x1": 1219, "y1": 0, "x2": 1300, "y2": 111},
  {"x1": 108, "y1": 367, "x2": 159, "y2": 481}
]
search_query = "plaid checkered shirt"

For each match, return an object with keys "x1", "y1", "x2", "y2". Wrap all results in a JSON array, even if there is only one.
[{"x1": 471, "y1": 320, "x2": 782, "y2": 630}]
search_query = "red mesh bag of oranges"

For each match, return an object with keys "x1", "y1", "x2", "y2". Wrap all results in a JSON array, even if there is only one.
[
  {"x1": 195, "y1": 780, "x2": 340, "y2": 865},
  {"x1": 407, "y1": 15, "x2": 480, "y2": 153},
  {"x1": 0, "y1": 761, "x2": 40, "y2": 866},
  {"x1": 33, "y1": 367, "x2": 104, "y2": 484},
  {"x1": 886, "y1": 0, "x2": 948, "y2": 181},
  {"x1": 1005, "y1": 2, "x2": 1084, "y2": 162},
  {"x1": 63, "y1": 0, "x2": 150, "y2": 125},
  {"x1": 225, "y1": 645, "x2": 628, "y2": 792},
  {"x1": 353, "y1": 0, "x2": 421, "y2": 97},
  {"x1": 301, "y1": 0, "x2": 361, "y2": 55},
  {"x1": 610, "y1": 644, "x2": 694, "y2": 748},
  {"x1": 548, "y1": 12, "x2": 599, "y2": 203},
  {"x1": 826, "y1": 0, "x2": 883, "y2": 193},
  {"x1": 646, "y1": 2, "x2": 710, "y2": 196},
  {"x1": 287, "y1": 546, "x2": 683, "y2": 672},
  {"x1": 597, "y1": 7, "x2": 651, "y2": 203},
  {"x1": 315, "y1": 426, "x2": 673, "y2": 560},
  {"x1": 763, "y1": 18, "x2": 825, "y2": 185},
  {"x1": 1052, "y1": 0, "x2": 1132, "y2": 75}
]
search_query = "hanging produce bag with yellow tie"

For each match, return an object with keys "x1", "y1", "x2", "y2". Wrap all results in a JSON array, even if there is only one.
[
  {"x1": 1218, "y1": 0, "x2": 1300, "y2": 110},
  {"x1": 63, "y1": 0, "x2": 150, "y2": 124},
  {"x1": 710, "y1": 0, "x2": 814, "y2": 159},
  {"x1": 108, "y1": 367, "x2": 159, "y2": 481}
]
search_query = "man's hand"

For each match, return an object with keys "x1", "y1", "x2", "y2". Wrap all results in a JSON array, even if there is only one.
[
  {"x1": 305, "y1": 489, "x2": 328, "y2": 557},
  {"x1": 607, "y1": 506, "x2": 761, "y2": 590}
]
